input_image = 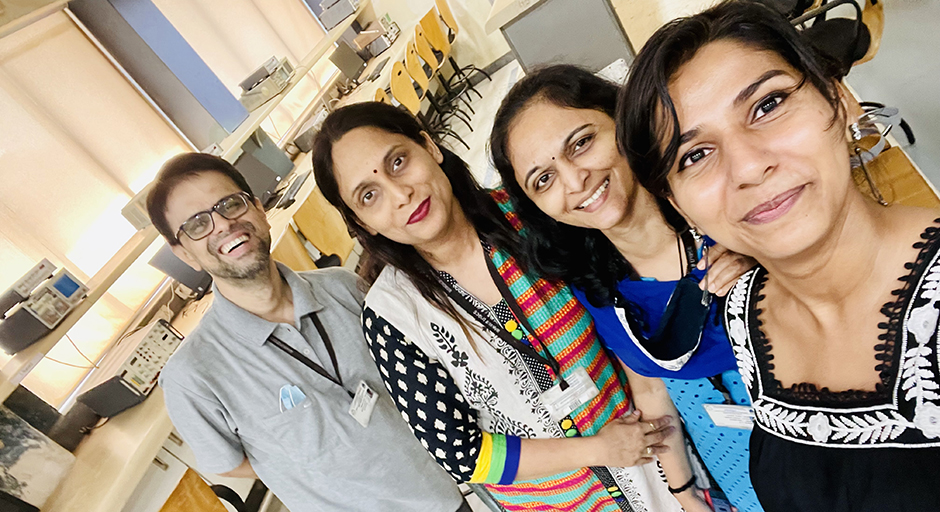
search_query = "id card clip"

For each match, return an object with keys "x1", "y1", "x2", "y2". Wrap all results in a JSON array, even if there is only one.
[
  {"x1": 348, "y1": 380, "x2": 379, "y2": 427},
  {"x1": 703, "y1": 403, "x2": 754, "y2": 430},
  {"x1": 541, "y1": 366, "x2": 599, "y2": 421}
]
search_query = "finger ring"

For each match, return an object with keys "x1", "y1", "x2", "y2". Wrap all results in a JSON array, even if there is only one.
[{"x1": 645, "y1": 446, "x2": 653, "y2": 456}]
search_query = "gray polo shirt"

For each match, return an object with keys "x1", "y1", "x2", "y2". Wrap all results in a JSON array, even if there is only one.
[{"x1": 159, "y1": 263, "x2": 463, "y2": 512}]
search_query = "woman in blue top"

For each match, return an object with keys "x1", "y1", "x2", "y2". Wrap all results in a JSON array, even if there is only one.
[{"x1": 489, "y1": 65, "x2": 762, "y2": 512}]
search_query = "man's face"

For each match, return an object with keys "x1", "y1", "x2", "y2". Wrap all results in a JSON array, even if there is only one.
[{"x1": 164, "y1": 171, "x2": 272, "y2": 281}]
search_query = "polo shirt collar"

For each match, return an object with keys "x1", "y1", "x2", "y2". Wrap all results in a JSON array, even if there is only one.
[{"x1": 208, "y1": 262, "x2": 324, "y2": 346}]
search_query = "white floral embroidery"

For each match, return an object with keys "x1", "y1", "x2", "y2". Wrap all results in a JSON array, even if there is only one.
[
  {"x1": 905, "y1": 258, "x2": 940, "y2": 438},
  {"x1": 755, "y1": 401, "x2": 911, "y2": 445},
  {"x1": 728, "y1": 254, "x2": 940, "y2": 447},
  {"x1": 753, "y1": 402, "x2": 807, "y2": 437},
  {"x1": 807, "y1": 413, "x2": 832, "y2": 442},
  {"x1": 908, "y1": 303, "x2": 940, "y2": 346},
  {"x1": 913, "y1": 402, "x2": 940, "y2": 438},
  {"x1": 726, "y1": 272, "x2": 758, "y2": 391}
]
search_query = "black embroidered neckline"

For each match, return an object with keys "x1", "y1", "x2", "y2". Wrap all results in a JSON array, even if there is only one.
[{"x1": 747, "y1": 218, "x2": 940, "y2": 406}]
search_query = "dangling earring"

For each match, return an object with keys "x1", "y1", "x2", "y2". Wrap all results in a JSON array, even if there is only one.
[
  {"x1": 851, "y1": 122, "x2": 889, "y2": 206},
  {"x1": 849, "y1": 105, "x2": 902, "y2": 207},
  {"x1": 700, "y1": 242, "x2": 711, "y2": 306},
  {"x1": 688, "y1": 225, "x2": 712, "y2": 305}
]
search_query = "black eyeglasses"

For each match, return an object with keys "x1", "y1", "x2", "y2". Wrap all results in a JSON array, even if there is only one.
[{"x1": 175, "y1": 192, "x2": 252, "y2": 242}]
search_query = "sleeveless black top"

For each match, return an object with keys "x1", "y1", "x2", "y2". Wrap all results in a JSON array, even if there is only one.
[{"x1": 723, "y1": 221, "x2": 940, "y2": 511}]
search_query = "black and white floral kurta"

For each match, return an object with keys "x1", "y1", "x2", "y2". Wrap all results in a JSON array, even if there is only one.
[{"x1": 724, "y1": 221, "x2": 940, "y2": 512}]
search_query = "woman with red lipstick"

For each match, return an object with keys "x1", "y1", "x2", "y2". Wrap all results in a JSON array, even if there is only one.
[
  {"x1": 490, "y1": 65, "x2": 761, "y2": 512},
  {"x1": 619, "y1": 1, "x2": 940, "y2": 511},
  {"x1": 310, "y1": 102, "x2": 692, "y2": 512}
]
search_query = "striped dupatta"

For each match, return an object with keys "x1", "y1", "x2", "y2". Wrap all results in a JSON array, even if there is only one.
[{"x1": 481, "y1": 188, "x2": 650, "y2": 511}]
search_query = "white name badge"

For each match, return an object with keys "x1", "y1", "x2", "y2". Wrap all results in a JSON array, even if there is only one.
[
  {"x1": 541, "y1": 366, "x2": 600, "y2": 421},
  {"x1": 703, "y1": 403, "x2": 754, "y2": 430},
  {"x1": 348, "y1": 380, "x2": 379, "y2": 428}
]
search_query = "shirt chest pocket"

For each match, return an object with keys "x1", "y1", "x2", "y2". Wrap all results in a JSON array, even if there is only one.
[{"x1": 252, "y1": 396, "x2": 355, "y2": 469}]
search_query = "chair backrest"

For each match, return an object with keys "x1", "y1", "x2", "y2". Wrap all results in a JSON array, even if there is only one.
[
  {"x1": 389, "y1": 60, "x2": 422, "y2": 115},
  {"x1": 160, "y1": 469, "x2": 229, "y2": 512},
  {"x1": 414, "y1": 25, "x2": 442, "y2": 69},
  {"x1": 293, "y1": 188, "x2": 356, "y2": 264},
  {"x1": 374, "y1": 88, "x2": 391, "y2": 104},
  {"x1": 435, "y1": 0, "x2": 459, "y2": 37},
  {"x1": 405, "y1": 42, "x2": 430, "y2": 93},
  {"x1": 858, "y1": 0, "x2": 884, "y2": 65},
  {"x1": 420, "y1": 9, "x2": 451, "y2": 55}
]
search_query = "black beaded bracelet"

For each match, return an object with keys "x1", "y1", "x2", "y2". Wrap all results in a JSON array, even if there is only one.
[{"x1": 668, "y1": 475, "x2": 697, "y2": 495}]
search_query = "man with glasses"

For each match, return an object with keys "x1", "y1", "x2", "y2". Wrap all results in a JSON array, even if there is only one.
[{"x1": 146, "y1": 153, "x2": 468, "y2": 512}]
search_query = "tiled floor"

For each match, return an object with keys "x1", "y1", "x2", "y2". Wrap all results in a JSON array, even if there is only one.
[{"x1": 848, "y1": 0, "x2": 940, "y2": 186}]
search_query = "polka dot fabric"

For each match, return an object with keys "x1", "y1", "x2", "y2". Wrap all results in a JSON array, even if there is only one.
[{"x1": 663, "y1": 371, "x2": 762, "y2": 512}]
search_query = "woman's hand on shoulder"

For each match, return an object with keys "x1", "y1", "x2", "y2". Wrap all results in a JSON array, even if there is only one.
[{"x1": 697, "y1": 244, "x2": 756, "y2": 297}]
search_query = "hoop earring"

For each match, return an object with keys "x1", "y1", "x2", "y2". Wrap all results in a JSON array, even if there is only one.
[
  {"x1": 849, "y1": 106, "x2": 901, "y2": 207},
  {"x1": 850, "y1": 122, "x2": 887, "y2": 206}
]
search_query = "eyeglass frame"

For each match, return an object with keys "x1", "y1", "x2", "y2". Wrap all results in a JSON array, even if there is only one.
[{"x1": 174, "y1": 191, "x2": 254, "y2": 243}]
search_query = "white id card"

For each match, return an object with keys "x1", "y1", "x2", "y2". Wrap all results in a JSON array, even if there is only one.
[
  {"x1": 348, "y1": 380, "x2": 379, "y2": 427},
  {"x1": 540, "y1": 366, "x2": 600, "y2": 421},
  {"x1": 703, "y1": 404, "x2": 754, "y2": 430}
]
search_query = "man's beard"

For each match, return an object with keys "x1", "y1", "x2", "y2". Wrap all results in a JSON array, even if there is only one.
[{"x1": 205, "y1": 223, "x2": 273, "y2": 281}]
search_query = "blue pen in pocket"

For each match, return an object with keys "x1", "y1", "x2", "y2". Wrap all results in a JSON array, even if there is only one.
[{"x1": 279, "y1": 384, "x2": 306, "y2": 412}]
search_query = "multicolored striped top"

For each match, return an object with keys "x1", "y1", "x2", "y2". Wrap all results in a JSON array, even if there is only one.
[{"x1": 359, "y1": 189, "x2": 681, "y2": 511}]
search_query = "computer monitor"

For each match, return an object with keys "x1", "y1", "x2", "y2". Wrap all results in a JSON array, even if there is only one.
[
  {"x1": 329, "y1": 41, "x2": 367, "y2": 82},
  {"x1": 148, "y1": 243, "x2": 212, "y2": 297}
]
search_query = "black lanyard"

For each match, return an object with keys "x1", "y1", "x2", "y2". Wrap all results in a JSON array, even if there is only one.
[
  {"x1": 268, "y1": 313, "x2": 354, "y2": 399},
  {"x1": 438, "y1": 254, "x2": 569, "y2": 390},
  {"x1": 679, "y1": 229, "x2": 699, "y2": 273}
]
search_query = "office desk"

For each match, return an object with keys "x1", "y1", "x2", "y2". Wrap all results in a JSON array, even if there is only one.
[
  {"x1": 219, "y1": 0, "x2": 372, "y2": 163},
  {"x1": 333, "y1": 28, "x2": 413, "y2": 108},
  {"x1": 42, "y1": 297, "x2": 209, "y2": 512},
  {"x1": 485, "y1": 0, "x2": 633, "y2": 73}
]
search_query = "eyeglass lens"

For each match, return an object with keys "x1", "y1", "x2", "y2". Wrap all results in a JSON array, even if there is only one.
[{"x1": 179, "y1": 193, "x2": 250, "y2": 241}]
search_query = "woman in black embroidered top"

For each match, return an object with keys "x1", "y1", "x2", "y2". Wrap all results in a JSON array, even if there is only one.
[{"x1": 618, "y1": 1, "x2": 940, "y2": 511}]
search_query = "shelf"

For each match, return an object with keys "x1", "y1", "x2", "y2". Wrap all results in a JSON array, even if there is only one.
[
  {"x1": 0, "y1": 0, "x2": 68, "y2": 39},
  {"x1": 0, "y1": 226, "x2": 159, "y2": 403},
  {"x1": 219, "y1": 0, "x2": 372, "y2": 162}
]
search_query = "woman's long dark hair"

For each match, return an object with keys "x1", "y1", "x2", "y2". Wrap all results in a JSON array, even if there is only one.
[
  {"x1": 618, "y1": 0, "x2": 844, "y2": 198},
  {"x1": 490, "y1": 65, "x2": 687, "y2": 307},
  {"x1": 312, "y1": 101, "x2": 525, "y2": 321}
]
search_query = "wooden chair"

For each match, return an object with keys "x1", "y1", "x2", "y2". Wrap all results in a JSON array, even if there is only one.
[
  {"x1": 375, "y1": 87, "x2": 392, "y2": 104},
  {"x1": 390, "y1": 60, "x2": 423, "y2": 116},
  {"x1": 271, "y1": 225, "x2": 319, "y2": 271},
  {"x1": 420, "y1": 9, "x2": 487, "y2": 99},
  {"x1": 415, "y1": 26, "x2": 476, "y2": 114},
  {"x1": 853, "y1": 146, "x2": 940, "y2": 208},
  {"x1": 292, "y1": 188, "x2": 356, "y2": 265},
  {"x1": 406, "y1": 38, "x2": 472, "y2": 131},
  {"x1": 435, "y1": 0, "x2": 460, "y2": 44},
  {"x1": 159, "y1": 469, "x2": 234, "y2": 512},
  {"x1": 391, "y1": 55, "x2": 470, "y2": 150},
  {"x1": 857, "y1": 0, "x2": 884, "y2": 65},
  {"x1": 432, "y1": 0, "x2": 491, "y2": 86}
]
